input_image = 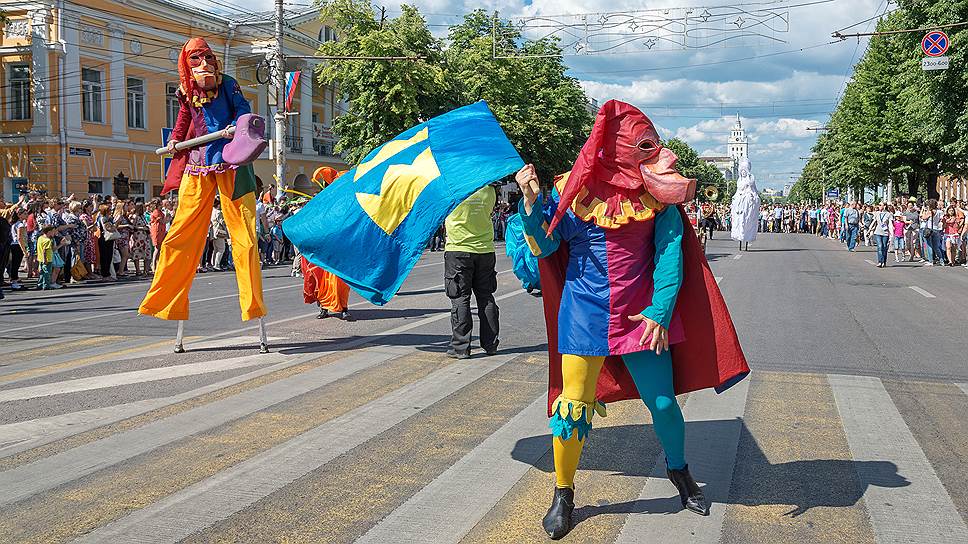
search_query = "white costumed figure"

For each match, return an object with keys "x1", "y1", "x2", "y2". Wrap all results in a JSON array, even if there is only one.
[{"x1": 730, "y1": 157, "x2": 760, "y2": 248}]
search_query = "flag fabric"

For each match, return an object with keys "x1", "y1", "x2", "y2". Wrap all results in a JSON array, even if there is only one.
[
  {"x1": 283, "y1": 101, "x2": 524, "y2": 305},
  {"x1": 284, "y1": 71, "x2": 301, "y2": 111}
]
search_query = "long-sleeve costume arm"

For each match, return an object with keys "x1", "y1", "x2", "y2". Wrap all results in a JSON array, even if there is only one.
[
  {"x1": 517, "y1": 192, "x2": 562, "y2": 258},
  {"x1": 170, "y1": 93, "x2": 192, "y2": 142},
  {"x1": 642, "y1": 206, "x2": 684, "y2": 329},
  {"x1": 228, "y1": 79, "x2": 251, "y2": 123}
]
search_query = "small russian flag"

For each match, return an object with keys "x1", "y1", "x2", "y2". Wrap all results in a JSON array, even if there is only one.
[{"x1": 284, "y1": 71, "x2": 301, "y2": 112}]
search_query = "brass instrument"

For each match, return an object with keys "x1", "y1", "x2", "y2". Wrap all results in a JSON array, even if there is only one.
[{"x1": 703, "y1": 185, "x2": 720, "y2": 202}]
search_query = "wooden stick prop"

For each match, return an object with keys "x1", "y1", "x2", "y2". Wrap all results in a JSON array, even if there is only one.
[{"x1": 155, "y1": 128, "x2": 233, "y2": 155}]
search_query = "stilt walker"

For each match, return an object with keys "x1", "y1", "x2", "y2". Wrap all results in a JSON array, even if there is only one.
[
  {"x1": 730, "y1": 157, "x2": 760, "y2": 251},
  {"x1": 140, "y1": 38, "x2": 269, "y2": 353},
  {"x1": 515, "y1": 100, "x2": 749, "y2": 540},
  {"x1": 299, "y1": 167, "x2": 354, "y2": 321}
]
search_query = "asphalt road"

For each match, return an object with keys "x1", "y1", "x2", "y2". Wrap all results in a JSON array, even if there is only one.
[{"x1": 0, "y1": 232, "x2": 966, "y2": 543}]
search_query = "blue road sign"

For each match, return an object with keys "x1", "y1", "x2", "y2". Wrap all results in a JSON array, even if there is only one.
[
  {"x1": 826, "y1": 188, "x2": 841, "y2": 199},
  {"x1": 922, "y1": 31, "x2": 949, "y2": 57},
  {"x1": 161, "y1": 128, "x2": 173, "y2": 182}
]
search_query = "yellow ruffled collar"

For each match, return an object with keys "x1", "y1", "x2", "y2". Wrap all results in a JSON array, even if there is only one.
[{"x1": 554, "y1": 171, "x2": 664, "y2": 229}]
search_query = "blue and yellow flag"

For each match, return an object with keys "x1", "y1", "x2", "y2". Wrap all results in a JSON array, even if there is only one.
[{"x1": 283, "y1": 101, "x2": 524, "y2": 305}]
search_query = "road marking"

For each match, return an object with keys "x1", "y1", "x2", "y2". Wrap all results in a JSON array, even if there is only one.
[
  {"x1": 0, "y1": 338, "x2": 180, "y2": 385},
  {"x1": 828, "y1": 374, "x2": 968, "y2": 543},
  {"x1": 202, "y1": 269, "x2": 518, "y2": 343},
  {"x1": 615, "y1": 378, "x2": 750, "y2": 543},
  {"x1": 72, "y1": 354, "x2": 516, "y2": 544},
  {"x1": 0, "y1": 346, "x2": 410, "y2": 507},
  {"x1": 0, "y1": 335, "x2": 92, "y2": 356},
  {"x1": 0, "y1": 351, "x2": 285, "y2": 403},
  {"x1": 0, "y1": 351, "x2": 343, "y2": 458},
  {"x1": 715, "y1": 276, "x2": 723, "y2": 284},
  {"x1": 908, "y1": 286, "x2": 936, "y2": 298},
  {"x1": 357, "y1": 394, "x2": 549, "y2": 544},
  {"x1": 733, "y1": 254, "x2": 742, "y2": 260},
  {"x1": 1, "y1": 283, "x2": 303, "y2": 334},
  {"x1": 864, "y1": 259, "x2": 877, "y2": 267},
  {"x1": 958, "y1": 383, "x2": 968, "y2": 397}
]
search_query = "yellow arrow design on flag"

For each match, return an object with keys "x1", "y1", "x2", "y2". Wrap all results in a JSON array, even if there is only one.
[{"x1": 356, "y1": 146, "x2": 441, "y2": 235}]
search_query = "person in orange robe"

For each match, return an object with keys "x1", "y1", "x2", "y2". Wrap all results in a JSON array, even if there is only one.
[{"x1": 300, "y1": 167, "x2": 353, "y2": 320}]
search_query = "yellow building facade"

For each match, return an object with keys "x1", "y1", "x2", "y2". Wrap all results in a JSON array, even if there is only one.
[{"x1": 1, "y1": 0, "x2": 346, "y2": 202}]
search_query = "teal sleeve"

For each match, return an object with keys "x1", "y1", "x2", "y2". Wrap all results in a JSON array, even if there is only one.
[
  {"x1": 517, "y1": 193, "x2": 561, "y2": 258},
  {"x1": 642, "y1": 206, "x2": 684, "y2": 329}
]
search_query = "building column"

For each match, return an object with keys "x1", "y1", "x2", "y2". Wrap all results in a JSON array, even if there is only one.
[
  {"x1": 107, "y1": 24, "x2": 127, "y2": 140},
  {"x1": 62, "y1": 13, "x2": 82, "y2": 134},
  {"x1": 29, "y1": 8, "x2": 52, "y2": 135},
  {"x1": 299, "y1": 64, "x2": 314, "y2": 156}
]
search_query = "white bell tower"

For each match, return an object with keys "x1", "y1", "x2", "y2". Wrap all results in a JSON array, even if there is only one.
[{"x1": 727, "y1": 114, "x2": 748, "y2": 163}]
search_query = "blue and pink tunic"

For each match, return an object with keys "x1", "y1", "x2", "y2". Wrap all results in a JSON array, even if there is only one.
[{"x1": 520, "y1": 177, "x2": 685, "y2": 357}]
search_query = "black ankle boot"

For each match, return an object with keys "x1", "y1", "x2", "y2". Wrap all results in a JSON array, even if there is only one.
[
  {"x1": 667, "y1": 465, "x2": 708, "y2": 516},
  {"x1": 542, "y1": 486, "x2": 575, "y2": 540}
]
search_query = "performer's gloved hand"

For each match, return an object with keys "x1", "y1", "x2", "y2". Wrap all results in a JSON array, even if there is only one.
[
  {"x1": 221, "y1": 127, "x2": 234, "y2": 140},
  {"x1": 166, "y1": 140, "x2": 179, "y2": 153},
  {"x1": 515, "y1": 164, "x2": 540, "y2": 214},
  {"x1": 627, "y1": 314, "x2": 669, "y2": 355}
]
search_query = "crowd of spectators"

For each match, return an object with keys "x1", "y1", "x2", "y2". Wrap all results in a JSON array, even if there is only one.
[
  {"x1": 0, "y1": 189, "x2": 305, "y2": 299},
  {"x1": 755, "y1": 198, "x2": 968, "y2": 268}
]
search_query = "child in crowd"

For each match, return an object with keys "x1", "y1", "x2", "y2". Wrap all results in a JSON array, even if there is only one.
[
  {"x1": 892, "y1": 213, "x2": 906, "y2": 263},
  {"x1": 36, "y1": 225, "x2": 66, "y2": 290}
]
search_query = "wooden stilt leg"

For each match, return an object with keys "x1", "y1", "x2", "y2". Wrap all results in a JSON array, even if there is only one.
[
  {"x1": 174, "y1": 321, "x2": 186, "y2": 353},
  {"x1": 259, "y1": 317, "x2": 269, "y2": 353}
]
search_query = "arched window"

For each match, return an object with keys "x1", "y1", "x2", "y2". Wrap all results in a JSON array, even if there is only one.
[{"x1": 319, "y1": 25, "x2": 336, "y2": 43}]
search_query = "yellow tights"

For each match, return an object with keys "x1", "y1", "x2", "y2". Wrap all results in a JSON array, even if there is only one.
[{"x1": 553, "y1": 354, "x2": 604, "y2": 489}]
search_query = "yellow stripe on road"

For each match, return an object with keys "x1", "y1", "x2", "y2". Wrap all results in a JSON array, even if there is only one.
[
  {"x1": 721, "y1": 372, "x2": 875, "y2": 544},
  {"x1": 0, "y1": 350, "x2": 454, "y2": 544}
]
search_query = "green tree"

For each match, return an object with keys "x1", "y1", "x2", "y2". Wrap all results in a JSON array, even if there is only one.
[
  {"x1": 663, "y1": 138, "x2": 727, "y2": 200},
  {"x1": 315, "y1": 0, "x2": 451, "y2": 165},
  {"x1": 444, "y1": 10, "x2": 591, "y2": 184}
]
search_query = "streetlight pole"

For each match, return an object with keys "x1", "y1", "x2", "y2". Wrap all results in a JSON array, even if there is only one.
[{"x1": 274, "y1": 0, "x2": 286, "y2": 196}]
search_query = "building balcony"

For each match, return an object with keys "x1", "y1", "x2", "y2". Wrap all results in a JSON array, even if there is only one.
[{"x1": 285, "y1": 135, "x2": 303, "y2": 154}]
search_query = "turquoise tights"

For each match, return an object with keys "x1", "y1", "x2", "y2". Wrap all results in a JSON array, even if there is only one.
[{"x1": 622, "y1": 349, "x2": 686, "y2": 470}]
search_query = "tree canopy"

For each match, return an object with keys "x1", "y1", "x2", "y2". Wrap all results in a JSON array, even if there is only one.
[
  {"x1": 792, "y1": 1, "x2": 968, "y2": 202},
  {"x1": 316, "y1": 4, "x2": 591, "y2": 181}
]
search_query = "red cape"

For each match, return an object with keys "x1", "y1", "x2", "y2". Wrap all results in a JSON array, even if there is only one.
[{"x1": 540, "y1": 205, "x2": 750, "y2": 416}]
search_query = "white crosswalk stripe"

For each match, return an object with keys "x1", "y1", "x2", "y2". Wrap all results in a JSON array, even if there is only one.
[
  {"x1": 1, "y1": 340, "x2": 966, "y2": 544},
  {"x1": 829, "y1": 374, "x2": 968, "y2": 543}
]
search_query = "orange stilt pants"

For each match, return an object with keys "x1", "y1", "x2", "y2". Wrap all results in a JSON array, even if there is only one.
[
  {"x1": 139, "y1": 170, "x2": 266, "y2": 321},
  {"x1": 301, "y1": 257, "x2": 349, "y2": 312}
]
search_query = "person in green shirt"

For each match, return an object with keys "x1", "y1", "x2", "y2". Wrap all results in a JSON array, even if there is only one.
[
  {"x1": 36, "y1": 225, "x2": 65, "y2": 290},
  {"x1": 443, "y1": 185, "x2": 500, "y2": 358}
]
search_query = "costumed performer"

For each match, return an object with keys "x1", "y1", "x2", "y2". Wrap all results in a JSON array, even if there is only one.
[
  {"x1": 301, "y1": 167, "x2": 353, "y2": 321},
  {"x1": 515, "y1": 100, "x2": 749, "y2": 540},
  {"x1": 139, "y1": 38, "x2": 266, "y2": 350},
  {"x1": 504, "y1": 212, "x2": 541, "y2": 296},
  {"x1": 730, "y1": 157, "x2": 760, "y2": 250}
]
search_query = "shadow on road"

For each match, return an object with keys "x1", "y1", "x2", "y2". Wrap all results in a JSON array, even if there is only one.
[{"x1": 510, "y1": 421, "x2": 908, "y2": 523}]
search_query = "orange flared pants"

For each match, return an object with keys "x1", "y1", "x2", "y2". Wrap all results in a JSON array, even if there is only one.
[
  {"x1": 301, "y1": 257, "x2": 349, "y2": 312},
  {"x1": 139, "y1": 170, "x2": 266, "y2": 321}
]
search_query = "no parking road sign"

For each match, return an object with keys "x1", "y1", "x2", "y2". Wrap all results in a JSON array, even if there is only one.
[{"x1": 922, "y1": 30, "x2": 949, "y2": 57}]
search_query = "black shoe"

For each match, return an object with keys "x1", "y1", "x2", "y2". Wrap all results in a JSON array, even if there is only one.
[
  {"x1": 667, "y1": 465, "x2": 708, "y2": 516},
  {"x1": 482, "y1": 340, "x2": 499, "y2": 356},
  {"x1": 336, "y1": 310, "x2": 355, "y2": 322},
  {"x1": 542, "y1": 486, "x2": 575, "y2": 540},
  {"x1": 317, "y1": 308, "x2": 330, "y2": 319},
  {"x1": 446, "y1": 349, "x2": 470, "y2": 360}
]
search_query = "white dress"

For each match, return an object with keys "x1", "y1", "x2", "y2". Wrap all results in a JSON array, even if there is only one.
[{"x1": 730, "y1": 158, "x2": 761, "y2": 243}]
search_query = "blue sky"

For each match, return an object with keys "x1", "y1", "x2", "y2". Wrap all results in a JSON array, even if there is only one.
[{"x1": 233, "y1": 0, "x2": 887, "y2": 190}]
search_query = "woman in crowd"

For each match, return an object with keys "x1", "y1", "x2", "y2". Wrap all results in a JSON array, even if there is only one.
[
  {"x1": 128, "y1": 201, "x2": 151, "y2": 277},
  {"x1": 95, "y1": 203, "x2": 118, "y2": 281},
  {"x1": 210, "y1": 199, "x2": 229, "y2": 271},
  {"x1": 942, "y1": 205, "x2": 964, "y2": 267},
  {"x1": 8, "y1": 207, "x2": 28, "y2": 290},
  {"x1": 80, "y1": 202, "x2": 100, "y2": 279},
  {"x1": 868, "y1": 202, "x2": 894, "y2": 268},
  {"x1": 148, "y1": 199, "x2": 167, "y2": 269},
  {"x1": 62, "y1": 201, "x2": 89, "y2": 282},
  {"x1": 113, "y1": 201, "x2": 132, "y2": 277}
]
